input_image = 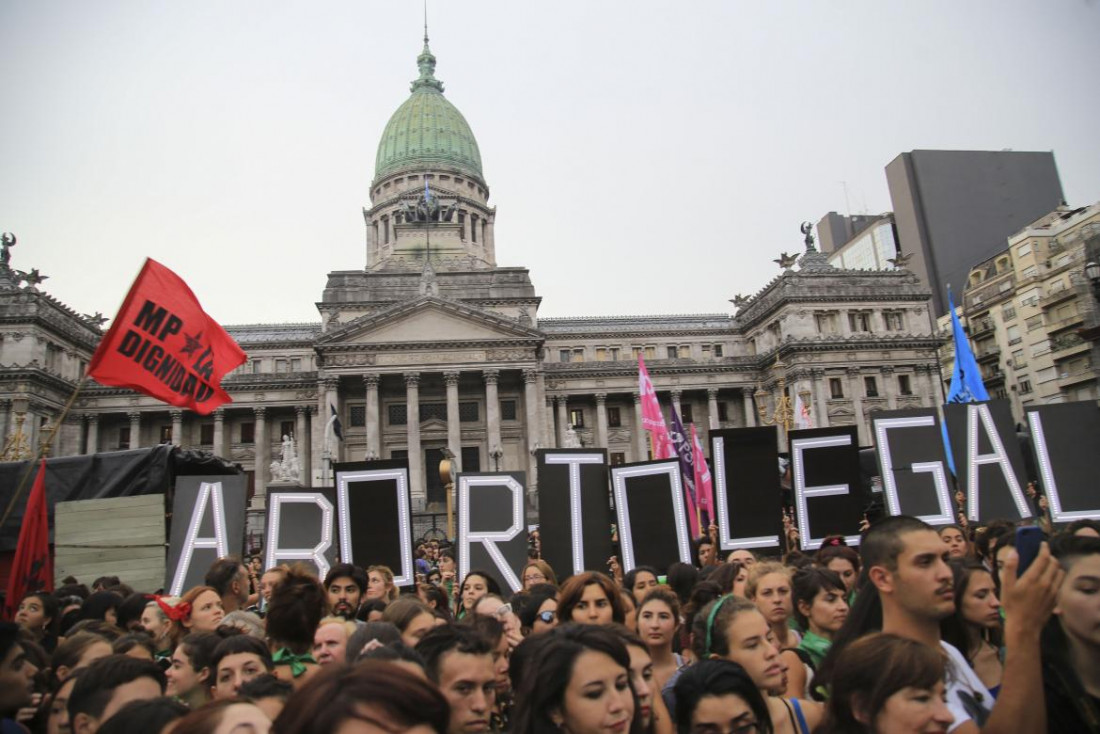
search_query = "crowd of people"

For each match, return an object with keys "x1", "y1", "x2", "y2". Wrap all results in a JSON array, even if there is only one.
[{"x1": 2, "y1": 515, "x2": 1099, "y2": 733}]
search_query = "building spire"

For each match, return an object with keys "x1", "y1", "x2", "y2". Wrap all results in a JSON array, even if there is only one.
[{"x1": 412, "y1": 3, "x2": 443, "y2": 94}]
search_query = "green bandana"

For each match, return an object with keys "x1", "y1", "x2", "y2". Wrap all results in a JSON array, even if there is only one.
[
  {"x1": 272, "y1": 647, "x2": 316, "y2": 678},
  {"x1": 797, "y1": 630, "x2": 832, "y2": 670}
]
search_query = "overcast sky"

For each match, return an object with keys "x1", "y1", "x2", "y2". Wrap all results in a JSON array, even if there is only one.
[{"x1": 2, "y1": 1, "x2": 1098, "y2": 328}]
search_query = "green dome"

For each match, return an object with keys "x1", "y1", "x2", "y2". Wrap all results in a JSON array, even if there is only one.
[{"x1": 374, "y1": 40, "x2": 484, "y2": 184}]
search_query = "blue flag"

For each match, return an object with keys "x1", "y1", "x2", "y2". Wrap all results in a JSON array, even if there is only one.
[
  {"x1": 947, "y1": 291, "x2": 990, "y2": 403},
  {"x1": 424, "y1": 178, "x2": 432, "y2": 204}
]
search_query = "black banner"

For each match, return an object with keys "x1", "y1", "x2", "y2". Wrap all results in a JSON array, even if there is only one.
[
  {"x1": 166, "y1": 475, "x2": 247, "y2": 595},
  {"x1": 610, "y1": 460, "x2": 692, "y2": 574},
  {"x1": 264, "y1": 488, "x2": 338, "y2": 579},
  {"x1": 457, "y1": 471, "x2": 528, "y2": 593},
  {"x1": 870, "y1": 409, "x2": 955, "y2": 525},
  {"x1": 1026, "y1": 402, "x2": 1100, "y2": 523},
  {"x1": 790, "y1": 427, "x2": 864, "y2": 550},
  {"x1": 710, "y1": 428, "x2": 783, "y2": 552},
  {"x1": 536, "y1": 449, "x2": 614, "y2": 578},
  {"x1": 944, "y1": 401, "x2": 1031, "y2": 523},
  {"x1": 0, "y1": 445, "x2": 237, "y2": 552},
  {"x1": 335, "y1": 461, "x2": 414, "y2": 586}
]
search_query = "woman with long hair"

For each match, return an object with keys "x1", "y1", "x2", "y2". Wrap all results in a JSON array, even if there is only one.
[
  {"x1": 366, "y1": 564, "x2": 400, "y2": 603},
  {"x1": 691, "y1": 595, "x2": 822, "y2": 734},
  {"x1": 166, "y1": 632, "x2": 220, "y2": 709},
  {"x1": 611, "y1": 625, "x2": 675, "y2": 734},
  {"x1": 623, "y1": 566, "x2": 660, "y2": 605},
  {"x1": 817, "y1": 633, "x2": 953, "y2": 734},
  {"x1": 1041, "y1": 533, "x2": 1100, "y2": 733},
  {"x1": 636, "y1": 587, "x2": 683, "y2": 693},
  {"x1": 745, "y1": 562, "x2": 800, "y2": 651},
  {"x1": 940, "y1": 560, "x2": 1004, "y2": 697},
  {"x1": 557, "y1": 572, "x2": 625, "y2": 626},
  {"x1": 939, "y1": 524, "x2": 973, "y2": 560},
  {"x1": 14, "y1": 591, "x2": 60, "y2": 653},
  {"x1": 457, "y1": 570, "x2": 502, "y2": 620},
  {"x1": 779, "y1": 568, "x2": 848, "y2": 700},
  {"x1": 510, "y1": 623, "x2": 645, "y2": 734}
]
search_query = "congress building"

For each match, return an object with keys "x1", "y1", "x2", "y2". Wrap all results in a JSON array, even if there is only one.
[{"x1": 0, "y1": 38, "x2": 944, "y2": 512}]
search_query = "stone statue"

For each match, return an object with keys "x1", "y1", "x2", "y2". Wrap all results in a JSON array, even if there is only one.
[
  {"x1": 271, "y1": 433, "x2": 300, "y2": 482},
  {"x1": 800, "y1": 221, "x2": 816, "y2": 251},
  {"x1": 0, "y1": 232, "x2": 14, "y2": 267},
  {"x1": 563, "y1": 424, "x2": 582, "y2": 448}
]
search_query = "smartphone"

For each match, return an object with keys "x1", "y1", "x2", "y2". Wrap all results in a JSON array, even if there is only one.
[{"x1": 1015, "y1": 525, "x2": 1044, "y2": 576}]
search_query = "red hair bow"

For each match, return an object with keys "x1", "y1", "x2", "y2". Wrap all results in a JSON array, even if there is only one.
[{"x1": 156, "y1": 596, "x2": 191, "y2": 623}]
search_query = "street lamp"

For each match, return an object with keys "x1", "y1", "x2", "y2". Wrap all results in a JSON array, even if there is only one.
[
  {"x1": 489, "y1": 444, "x2": 504, "y2": 472},
  {"x1": 754, "y1": 357, "x2": 811, "y2": 434}
]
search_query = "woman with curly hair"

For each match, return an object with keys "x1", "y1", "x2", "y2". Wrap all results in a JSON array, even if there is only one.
[{"x1": 265, "y1": 566, "x2": 325, "y2": 687}]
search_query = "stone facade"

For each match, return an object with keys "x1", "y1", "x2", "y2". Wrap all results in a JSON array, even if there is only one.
[
  {"x1": 0, "y1": 42, "x2": 944, "y2": 508},
  {"x1": 936, "y1": 203, "x2": 1100, "y2": 420}
]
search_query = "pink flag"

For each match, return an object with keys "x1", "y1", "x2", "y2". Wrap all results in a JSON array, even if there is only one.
[
  {"x1": 691, "y1": 424, "x2": 715, "y2": 523},
  {"x1": 638, "y1": 356, "x2": 674, "y2": 459}
]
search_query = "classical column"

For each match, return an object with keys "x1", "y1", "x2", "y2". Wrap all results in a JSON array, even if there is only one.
[
  {"x1": 0, "y1": 400, "x2": 9, "y2": 447},
  {"x1": 128, "y1": 412, "x2": 141, "y2": 449},
  {"x1": 707, "y1": 388, "x2": 720, "y2": 430},
  {"x1": 296, "y1": 406, "x2": 310, "y2": 482},
  {"x1": 555, "y1": 396, "x2": 568, "y2": 445},
  {"x1": 811, "y1": 369, "x2": 829, "y2": 428},
  {"x1": 846, "y1": 367, "x2": 865, "y2": 444},
  {"x1": 212, "y1": 408, "x2": 225, "y2": 457},
  {"x1": 595, "y1": 393, "x2": 609, "y2": 448},
  {"x1": 85, "y1": 414, "x2": 99, "y2": 455},
  {"x1": 484, "y1": 370, "x2": 502, "y2": 461},
  {"x1": 523, "y1": 370, "x2": 541, "y2": 451},
  {"x1": 323, "y1": 377, "x2": 340, "y2": 462},
  {"x1": 364, "y1": 374, "x2": 381, "y2": 460},
  {"x1": 633, "y1": 393, "x2": 647, "y2": 461},
  {"x1": 170, "y1": 410, "x2": 183, "y2": 447},
  {"x1": 405, "y1": 373, "x2": 423, "y2": 500},
  {"x1": 742, "y1": 390, "x2": 756, "y2": 427},
  {"x1": 523, "y1": 369, "x2": 540, "y2": 484},
  {"x1": 882, "y1": 366, "x2": 898, "y2": 410},
  {"x1": 670, "y1": 389, "x2": 682, "y2": 417},
  {"x1": 254, "y1": 406, "x2": 268, "y2": 491},
  {"x1": 545, "y1": 397, "x2": 557, "y2": 448},
  {"x1": 444, "y1": 371, "x2": 462, "y2": 467}
]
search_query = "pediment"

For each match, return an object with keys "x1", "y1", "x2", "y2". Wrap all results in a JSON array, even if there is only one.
[{"x1": 318, "y1": 296, "x2": 543, "y2": 347}]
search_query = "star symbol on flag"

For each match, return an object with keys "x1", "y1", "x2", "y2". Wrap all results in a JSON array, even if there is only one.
[{"x1": 181, "y1": 331, "x2": 203, "y2": 357}]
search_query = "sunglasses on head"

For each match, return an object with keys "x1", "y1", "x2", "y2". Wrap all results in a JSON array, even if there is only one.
[{"x1": 537, "y1": 610, "x2": 556, "y2": 624}]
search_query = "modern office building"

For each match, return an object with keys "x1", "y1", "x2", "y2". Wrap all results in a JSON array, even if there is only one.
[{"x1": 886, "y1": 150, "x2": 1065, "y2": 317}]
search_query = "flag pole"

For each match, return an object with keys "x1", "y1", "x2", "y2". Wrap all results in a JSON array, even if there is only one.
[{"x1": 0, "y1": 373, "x2": 88, "y2": 530}]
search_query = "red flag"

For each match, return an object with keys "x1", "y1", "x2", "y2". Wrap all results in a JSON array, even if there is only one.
[
  {"x1": 3, "y1": 460, "x2": 53, "y2": 620},
  {"x1": 638, "y1": 356, "x2": 674, "y2": 459},
  {"x1": 88, "y1": 259, "x2": 246, "y2": 415},
  {"x1": 691, "y1": 424, "x2": 715, "y2": 523}
]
